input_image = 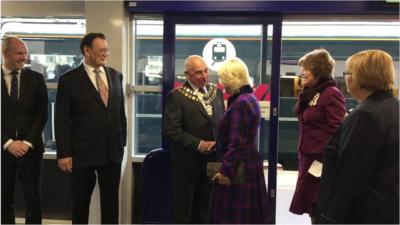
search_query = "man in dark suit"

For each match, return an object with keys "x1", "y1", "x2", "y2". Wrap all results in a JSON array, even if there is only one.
[
  {"x1": 55, "y1": 33, "x2": 127, "y2": 224},
  {"x1": 164, "y1": 55, "x2": 225, "y2": 223},
  {"x1": 1, "y1": 36, "x2": 48, "y2": 224}
]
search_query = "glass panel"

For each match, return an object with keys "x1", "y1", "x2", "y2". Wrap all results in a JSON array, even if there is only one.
[
  {"x1": 44, "y1": 89, "x2": 57, "y2": 150},
  {"x1": 133, "y1": 16, "x2": 163, "y2": 156},
  {"x1": 135, "y1": 19, "x2": 163, "y2": 86},
  {"x1": 175, "y1": 24, "x2": 263, "y2": 86},
  {"x1": 260, "y1": 24, "x2": 273, "y2": 160},
  {"x1": 277, "y1": 20, "x2": 399, "y2": 223},
  {"x1": 1, "y1": 17, "x2": 86, "y2": 152},
  {"x1": 175, "y1": 24, "x2": 266, "y2": 152},
  {"x1": 279, "y1": 20, "x2": 399, "y2": 170},
  {"x1": 135, "y1": 93, "x2": 162, "y2": 154}
]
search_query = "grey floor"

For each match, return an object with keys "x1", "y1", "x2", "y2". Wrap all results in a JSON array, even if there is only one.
[
  {"x1": 276, "y1": 170, "x2": 310, "y2": 224},
  {"x1": 17, "y1": 170, "x2": 309, "y2": 224}
]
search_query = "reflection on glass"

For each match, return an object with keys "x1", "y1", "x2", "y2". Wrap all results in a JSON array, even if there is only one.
[
  {"x1": 175, "y1": 24, "x2": 263, "y2": 87},
  {"x1": 278, "y1": 20, "x2": 399, "y2": 170},
  {"x1": 135, "y1": 19, "x2": 163, "y2": 86},
  {"x1": 133, "y1": 17, "x2": 164, "y2": 156},
  {"x1": 135, "y1": 93, "x2": 162, "y2": 154},
  {"x1": 44, "y1": 89, "x2": 57, "y2": 151}
]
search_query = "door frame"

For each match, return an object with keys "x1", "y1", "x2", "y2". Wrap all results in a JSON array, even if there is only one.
[{"x1": 161, "y1": 12, "x2": 282, "y2": 223}]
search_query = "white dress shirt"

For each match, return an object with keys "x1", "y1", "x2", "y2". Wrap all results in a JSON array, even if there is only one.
[
  {"x1": 2, "y1": 65, "x2": 21, "y2": 96},
  {"x1": 187, "y1": 80, "x2": 207, "y2": 95}
]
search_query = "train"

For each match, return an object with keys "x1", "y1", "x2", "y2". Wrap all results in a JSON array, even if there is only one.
[{"x1": 3, "y1": 18, "x2": 399, "y2": 169}]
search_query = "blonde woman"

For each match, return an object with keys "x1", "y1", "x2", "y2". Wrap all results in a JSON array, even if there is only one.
[
  {"x1": 211, "y1": 57, "x2": 270, "y2": 224},
  {"x1": 316, "y1": 50, "x2": 399, "y2": 223}
]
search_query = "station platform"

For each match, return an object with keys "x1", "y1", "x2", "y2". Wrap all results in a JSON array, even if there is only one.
[{"x1": 16, "y1": 169, "x2": 310, "y2": 224}]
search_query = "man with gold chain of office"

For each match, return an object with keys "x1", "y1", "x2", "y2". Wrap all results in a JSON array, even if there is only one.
[
  {"x1": 164, "y1": 55, "x2": 225, "y2": 223},
  {"x1": 177, "y1": 80, "x2": 218, "y2": 116}
]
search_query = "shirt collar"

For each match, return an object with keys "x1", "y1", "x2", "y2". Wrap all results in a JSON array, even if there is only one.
[
  {"x1": 187, "y1": 80, "x2": 206, "y2": 93},
  {"x1": 83, "y1": 61, "x2": 105, "y2": 74},
  {"x1": 188, "y1": 81, "x2": 198, "y2": 92},
  {"x1": 2, "y1": 64, "x2": 21, "y2": 76}
]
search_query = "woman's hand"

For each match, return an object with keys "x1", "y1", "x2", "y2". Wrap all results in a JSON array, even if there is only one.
[{"x1": 212, "y1": 172, "x2": 231, "y2": 186}]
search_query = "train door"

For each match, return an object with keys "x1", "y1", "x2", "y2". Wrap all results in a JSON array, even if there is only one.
[{"x1": 162, "y1": 13, "x2": 282, "y2": 223}]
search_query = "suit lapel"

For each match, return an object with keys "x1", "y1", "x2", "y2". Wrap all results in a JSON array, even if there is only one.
[
  {"x1": 77, "y1": 64, "x2": 106, "y2": 108},
  {"x1": 18, "y1": 69, "x2": 30, "y2": 107},
  {"x1": 195, "y1": 99, "x2": 211, "y2": 120},
  {"x1": 1, "y1": 68, "x2": 12, "y2": 107}
]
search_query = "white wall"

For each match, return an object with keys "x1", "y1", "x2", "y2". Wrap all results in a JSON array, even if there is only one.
[{"x1": 1, "y1": 1, "x2": 85, "y2": 17}]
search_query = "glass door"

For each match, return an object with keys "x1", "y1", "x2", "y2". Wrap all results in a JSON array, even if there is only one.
[{"x1": 162, "y1": 14, "x2": 282, "y2": 223}]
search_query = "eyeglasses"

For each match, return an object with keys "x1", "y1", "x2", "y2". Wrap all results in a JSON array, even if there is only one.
[
  {"x1": 91, "y1": 48, "x2": 110, "y2": 54},
  {"x1": 343, "y1": 71, "x2": 352, "y2": 78}
]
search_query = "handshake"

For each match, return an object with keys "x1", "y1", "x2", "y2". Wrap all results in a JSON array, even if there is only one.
[{"x1": 198, "y1": 140, "x2": 216, "y2": 154}]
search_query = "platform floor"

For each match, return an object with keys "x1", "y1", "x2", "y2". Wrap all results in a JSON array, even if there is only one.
[
  {"x1": 276, "y1": 170, "x2": 310, "y2": 224},
  {"x1": 17, "y1": 169, "x2": 310, "y2": 224}
]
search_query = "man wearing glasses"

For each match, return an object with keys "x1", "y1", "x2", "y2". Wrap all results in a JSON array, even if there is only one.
[{"x1": 55, "y1": 32, "x2": 127, "y2": 224}]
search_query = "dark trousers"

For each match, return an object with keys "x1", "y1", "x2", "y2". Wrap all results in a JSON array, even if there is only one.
[
  {"x1": 71, "y1": 163, "x2": 121, "y2": 224},
  {"x1": 1, "y1": 151, "x2": 42, "y2": 224},
  {"x1": 173, "y1": 170, "x2": 213, "y2": 224}
]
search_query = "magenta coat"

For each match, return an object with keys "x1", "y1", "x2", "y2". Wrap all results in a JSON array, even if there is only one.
[
  {"x1": 290, "y1": 86, "x2": 346, "y2": 215},
  {"x1": 212, "y1": 88, "x2": 270, "y2": 224}
]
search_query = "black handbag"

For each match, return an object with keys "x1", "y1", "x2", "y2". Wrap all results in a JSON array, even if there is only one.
[{"x1": 206, "y1": 161, "x2": 245, "y2": 185}]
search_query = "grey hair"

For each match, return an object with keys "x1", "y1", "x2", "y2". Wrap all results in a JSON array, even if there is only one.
[
  {"x1": 184, "y1": 55, "x2": 205, "y2": 73},
  {"x1": 1, "y1": 36, "x2": 25, "y2": 53}
]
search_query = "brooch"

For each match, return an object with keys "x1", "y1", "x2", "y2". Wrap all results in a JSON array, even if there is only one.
[{"x1": 308, "y1": 93, "x2": 320, "y2": 106}]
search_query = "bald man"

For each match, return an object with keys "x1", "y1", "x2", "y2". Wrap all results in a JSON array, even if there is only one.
[
  {"x1": 1, "y1": 36, "x2": 48, "y2": 224},
  {"x1": 164, "y1": 55, "x2": 225, "y2": 223}
]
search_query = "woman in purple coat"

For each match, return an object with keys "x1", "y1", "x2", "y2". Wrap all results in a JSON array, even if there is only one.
[
  {"x1": 211, "y1": 57, "x2": 270, "y2": 224},
  {"x1": 289, "y1": 49, "x2": 346, "y2": 223}
]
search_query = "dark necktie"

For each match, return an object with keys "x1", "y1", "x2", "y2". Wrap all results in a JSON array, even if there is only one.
[
  {"x1": 94, "y1": 69, "x2": 109, "y2": 107},
  {"x1": 10, "y1": 71, "x2": 18, "y2": 109},
  {"x1": 198, "y1": 87, "x2": 205, "y2": 94}
]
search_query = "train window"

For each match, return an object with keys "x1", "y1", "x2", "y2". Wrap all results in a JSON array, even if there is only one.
[
  {"x1": 175, "y1": 24, "x2": 265, "y2": 85},
  {"x1": 278, "y1": 20, "x2": 399, "y2": 169},
  {"x1": 132, "y1": 16, "x2": 163, "y2": 156},
  {"x1": 1, "y1": 17, "x2": 86, "y2": 153}
]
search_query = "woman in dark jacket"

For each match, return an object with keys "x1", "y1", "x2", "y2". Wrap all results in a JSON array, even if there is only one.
[
  {"x1": 289, "y1": 49, "x2": 346, "y2": 223},
  {"x1": 211, "y1": 57, "x2": 270, "y2": 224},
  {"x1": 316, "y1": 49, "x2": 399, "y2": 224}
]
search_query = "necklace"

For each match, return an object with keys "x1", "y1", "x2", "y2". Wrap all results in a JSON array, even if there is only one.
[{"x1": 177, "y1": 83, "x2": 217, "y2": 116}]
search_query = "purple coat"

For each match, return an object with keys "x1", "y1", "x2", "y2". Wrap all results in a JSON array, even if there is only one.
[
  {"x1": 212, "y1": 92, "x2": 270, "y2": 224},
  {"x1": 290, "y1": 86, "x2": 346, "y2": 215}
]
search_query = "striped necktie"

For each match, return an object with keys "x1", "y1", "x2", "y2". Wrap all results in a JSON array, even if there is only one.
[{"x1": 94, "y1": 68, "x2": 109, "y2": 107}]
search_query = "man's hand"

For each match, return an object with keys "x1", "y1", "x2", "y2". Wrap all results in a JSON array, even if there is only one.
[
  {"x1": 58, "y1": 157, "x2": 73, "y2": 173},
  {"x1": 198, "y1": 140, "x2": 216, "y2": 154},
  {"x1": 7, "y1": 140, "x2": 29, "y2": 158}
]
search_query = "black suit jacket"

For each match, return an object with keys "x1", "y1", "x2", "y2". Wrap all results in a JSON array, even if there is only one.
[
  {"x1": 55, "y1": 64, "x2": 127, "y2": 168},
  {"x1": 164, "y1": 82, "x2": 225, "y2": 173},
  {"x1": 1, "y1": 68, "x2": 48, "y2": 153}
]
